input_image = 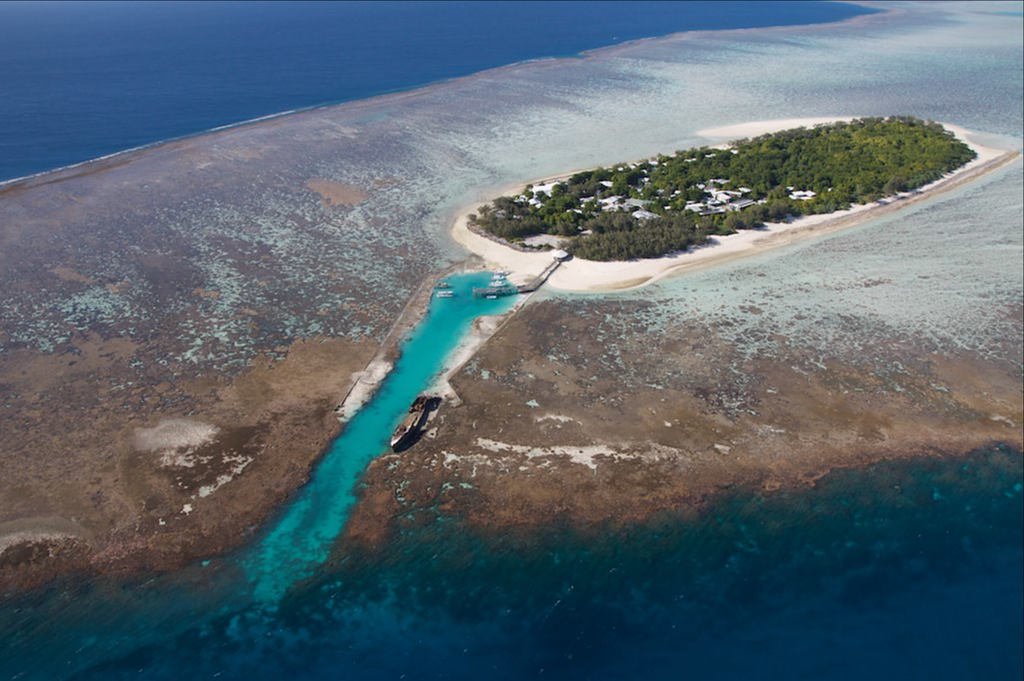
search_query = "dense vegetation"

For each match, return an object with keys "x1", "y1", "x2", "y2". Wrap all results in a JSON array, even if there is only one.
[{"x1": 469, "y1": 117, "x2": 976, "y2": 261}]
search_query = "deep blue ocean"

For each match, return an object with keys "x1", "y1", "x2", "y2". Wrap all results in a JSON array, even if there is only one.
[
  {"x1": 0, "y1": 0, "x2": 873, "y2": 183},
  {"x1": 2, "y1": 2, "x2": 1022, "y2": 680}
]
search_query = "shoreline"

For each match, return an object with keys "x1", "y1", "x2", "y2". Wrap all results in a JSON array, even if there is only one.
[{"x1": 450, "y1": 119, "x2": 1019, "y2": 293}]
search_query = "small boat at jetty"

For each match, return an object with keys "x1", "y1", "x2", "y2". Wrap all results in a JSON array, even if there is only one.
[
  {"x1": 436, "y1": 282, "x2": 451, "y2": 289},
  {"x1": 391, "y1": 394, "x2": 431, "y2": 451}
]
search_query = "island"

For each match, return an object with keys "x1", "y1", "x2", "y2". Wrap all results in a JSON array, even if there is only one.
[
  {"x1": 469, "y1": 117, "x2": 976, "y2": 261},
  {"x1": 1, "y1": 2, "x2": 1021, "y2": 675}
]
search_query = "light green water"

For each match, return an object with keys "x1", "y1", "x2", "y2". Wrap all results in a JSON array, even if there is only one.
[{"x1": 245, "y1": 271, "x2": 517, "y2": 603}]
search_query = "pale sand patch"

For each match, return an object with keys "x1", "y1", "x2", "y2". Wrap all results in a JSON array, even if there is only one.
[
  {"x1": 451, "y1": 119, "x2": 1017, "y2": 293},
  {"x1": 535, "y1": 414, "x2": 579, "y2": 424},
  {"x1": 306, "y1": 179, "x2": 369, "y2": 207},
  {"x1": 336, "y1": 359, "x2": 392, "y2": 421},
  {"x1": 697, "y1": 117, "x2": 856, "y2": 141},
  {"x1": 197, "y1": 454, "x2": 255, "y2": 498},
  {"x1": 133, "y1": 419, "x2": 220, "y2": 467},
  {"x1": 474, "y1": 437, "x2": 622, "y2": 471}
]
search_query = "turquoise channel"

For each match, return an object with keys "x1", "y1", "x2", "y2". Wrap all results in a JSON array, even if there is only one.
[{"x1": 245, "y1": 271, "x2": 517, "y2": 603}]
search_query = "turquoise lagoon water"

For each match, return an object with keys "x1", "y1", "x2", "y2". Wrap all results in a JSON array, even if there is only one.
[{"x1": 245, "y1": 272, "x2": 516, "y2": 604}]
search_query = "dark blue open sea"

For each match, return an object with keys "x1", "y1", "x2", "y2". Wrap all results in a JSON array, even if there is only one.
[
  {"x1": 0, "y1": 1, "x2": 872, "y2": 183},
  {"x1": 2, "y1": 2, "x2": 1023, "y2": 680}
]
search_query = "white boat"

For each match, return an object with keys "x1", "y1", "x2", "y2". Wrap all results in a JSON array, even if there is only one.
[{"x1": 436, "y1": 290, "x2": 455, "y2": 298}]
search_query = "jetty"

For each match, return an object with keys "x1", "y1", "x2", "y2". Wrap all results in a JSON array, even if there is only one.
[{"x1": 473, "y1": 250, "x2": 569, "y2": 299}]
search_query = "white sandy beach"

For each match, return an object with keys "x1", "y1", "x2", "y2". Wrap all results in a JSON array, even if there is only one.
[{"x1": 451, "y1": 118, "x2": 1016, "y2": 293}]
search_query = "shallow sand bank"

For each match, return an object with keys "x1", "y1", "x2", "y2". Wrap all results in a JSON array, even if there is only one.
[{"x1": 451, "y1": 119, "x2": 1018, "y2": 293}]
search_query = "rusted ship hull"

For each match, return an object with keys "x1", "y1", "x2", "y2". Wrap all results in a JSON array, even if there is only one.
[{"x1": 391, "y1": 395, "x2": 430, "y2": 452}]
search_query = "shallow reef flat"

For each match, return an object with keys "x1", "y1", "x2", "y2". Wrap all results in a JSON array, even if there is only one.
[
  {"x1": 1, "y1": 1, "x2": 1021, "y2": 588},
  {"x1": 355, "y1": 286, "x2": 1021, "y2": 541},
  {"x1": 356, "y1": 132, "x2": 1023, "y2": 540}
]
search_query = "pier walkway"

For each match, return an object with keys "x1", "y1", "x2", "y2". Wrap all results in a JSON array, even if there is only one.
[
  {"x1": 517, "y1": 258, "x2": 562, "y2": 293},
  {"x1": 472, "y1": 252, "x2": 568, "y2": 299}
]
